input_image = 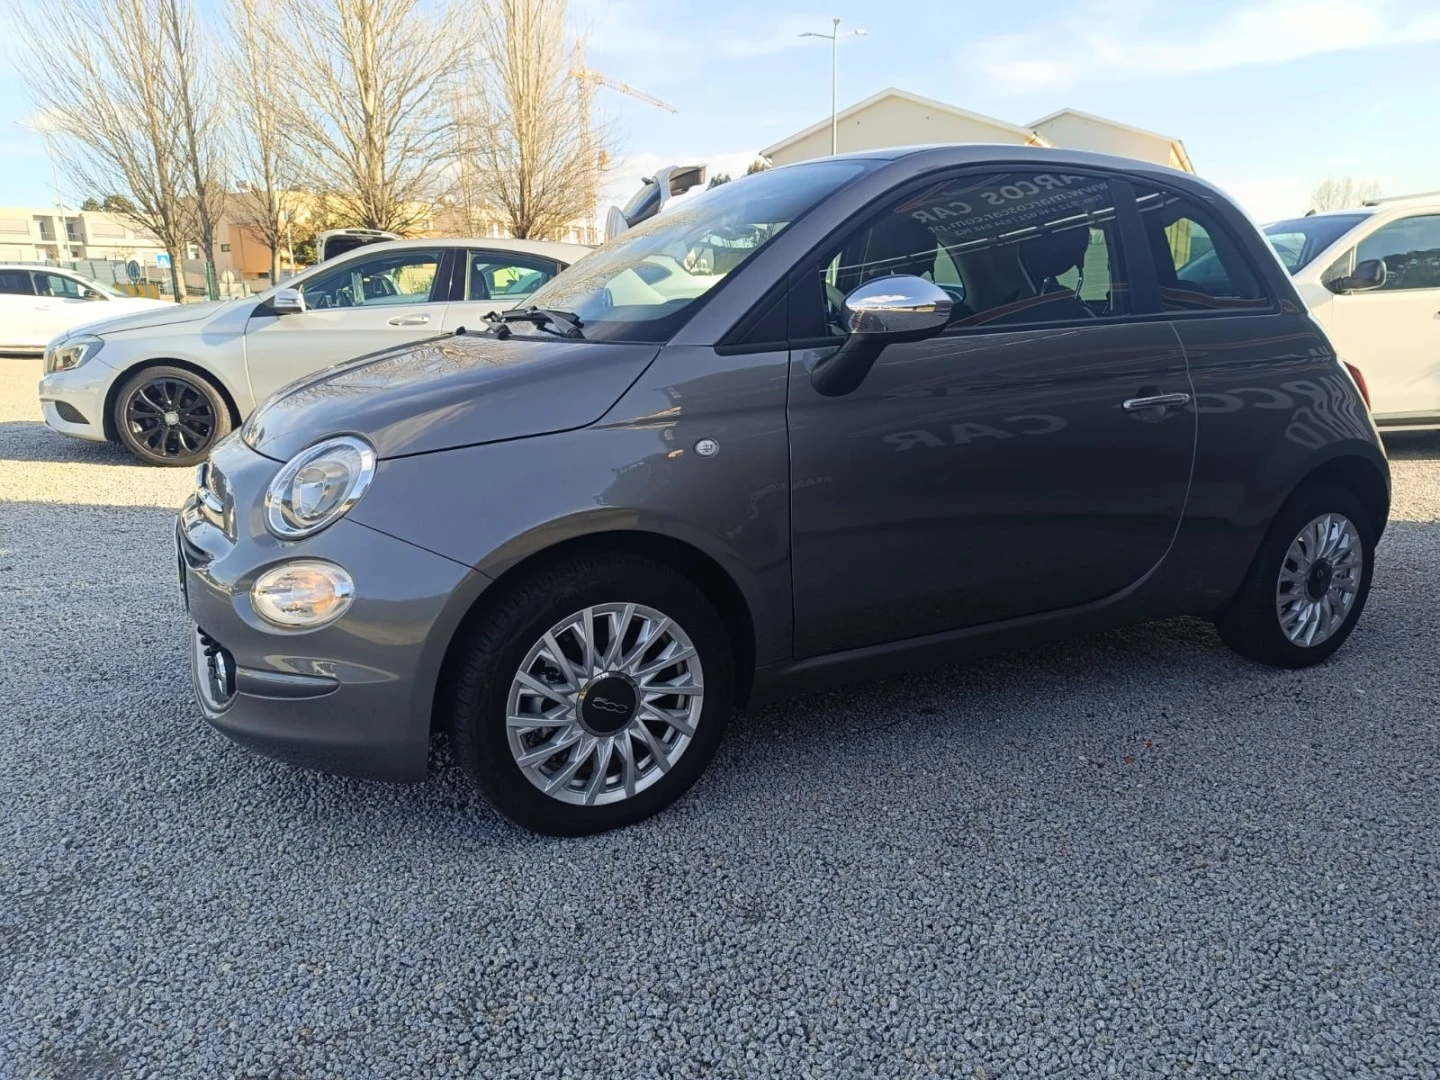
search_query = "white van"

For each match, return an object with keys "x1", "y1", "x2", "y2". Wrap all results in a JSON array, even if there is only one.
[{"x1": 1260, "y1": 197, "x2": 1440, "y2": 430}]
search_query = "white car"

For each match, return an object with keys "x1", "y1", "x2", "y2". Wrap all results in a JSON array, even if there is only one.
[
  {"x1": 38, "y1": 237, "x2": 590, "y2": 465},
  {"x1": 0, "y1": 264, "x2": 171, "y2": 352},
  {"x1": 1258, "y1": 198, "x2": 1440, "y2": 430}
]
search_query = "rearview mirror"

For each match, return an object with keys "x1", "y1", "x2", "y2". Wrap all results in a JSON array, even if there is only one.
[
  {"x1": 1330, "y1": 258, "x2": 1386, "y2": 294},
  {"x1": 83, "y1": 288, "x2": 102, "y2": 301},
  {"x1": 272, "y1": 287, "x2": 306, "y2": 315},
  {"x1": 811, "y1": 275, "x2": 953, "y2": 397}
]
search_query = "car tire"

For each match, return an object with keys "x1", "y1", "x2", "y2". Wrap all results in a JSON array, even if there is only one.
[
  {"x1": 113, "y1": 365, "x2": 232, "y2": 467},
  {"x1": 445, "y1": 553, "x2": 735, "y2": 836},
  {"x1": 1216, "y1": 482, "x2": 1375, "y2": 668}
]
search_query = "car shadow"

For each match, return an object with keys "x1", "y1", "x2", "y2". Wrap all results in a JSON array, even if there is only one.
[
  {"x1": 0, "y1": 420, "x2": 134, "y2": 464},
  {"x1": 1382, "y1": 430, "x2": 1440, "y2": 461}
]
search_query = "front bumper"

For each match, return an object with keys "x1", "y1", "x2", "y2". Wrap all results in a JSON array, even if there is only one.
[
  {"x1": 177, "y1": 436, "x2": 490, "y2": 781},
  {"x1": 39, "y1": 362, "x2": 113, "y2": 442}
]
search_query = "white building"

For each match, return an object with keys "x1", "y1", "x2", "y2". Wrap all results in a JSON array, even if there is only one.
[
  {"x1": 0, "y1": 205, "x2": 168, "y2": 265},
  {"x1": 760, "y1": 89, "x2": 1193, "y2": 173}
]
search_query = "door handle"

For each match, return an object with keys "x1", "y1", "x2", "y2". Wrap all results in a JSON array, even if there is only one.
[
  {"x1": 387, "y1": 314, "x2": 430, "y2": 326},
  {"x1": 1123, "y1": 392, "x2": 1191, "y2": 412}
]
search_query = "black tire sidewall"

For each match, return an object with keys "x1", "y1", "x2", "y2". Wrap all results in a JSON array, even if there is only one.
[
  {"x1": 455, "y1": 557, "x2": 735, "y2": 836},
  {"x1": 1219, "y1": 483, "x2": 1376, "y2": 668},
  {"x1": 114, "y1": 365, "x2": 231, "y2": 467}
]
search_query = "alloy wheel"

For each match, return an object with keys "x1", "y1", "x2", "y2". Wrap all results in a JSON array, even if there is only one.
[
  {"x1": 505, "y1": 603, "x2": 704, "y2": 806},
  {"x1": 124, "y1": 376, "x2": 217, "y2": 460},
  {"x1": 1275, "y1": 512, "x2": 1363, "y2": 647}
]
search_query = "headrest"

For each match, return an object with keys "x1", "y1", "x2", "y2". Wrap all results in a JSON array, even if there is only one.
[
  {"x1": 862, "y1": 215, "x2": 938, "y2": 279},
  {"x1": 1018, "y1": 226, "x2": 1090, "y2": 282}
]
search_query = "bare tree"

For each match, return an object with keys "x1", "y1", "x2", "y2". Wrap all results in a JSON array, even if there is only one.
[
  {"x1": 461, "y1": 0, "x2": 604, "y2": 240},
  {"x1": 9, "y1": 0, "x2": 194, "y2": 299},
  {"x1": 228, "y1": 0, "x2": 299, "y2": 281},
  {"x1": 157, "y1": 0, "x2": 227, "y2": 298},
  {"x1": 1311, "y1": 176, "x2": 1382, "y2": 212},
  {"x1": 267, "y1": 0, "x2": 461, "y2": 234}
]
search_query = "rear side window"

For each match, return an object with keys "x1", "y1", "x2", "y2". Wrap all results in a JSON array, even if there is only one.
[
  {"x1": 0, "y1": 269, "x2": 32, "y2": 295},
  {"x1": 818, "y1": 170, "x2": 1132, "y2": 333},
  {"x1": 1133, "y1": 185, "x2": 1270, "y2": 313},
  {"x1": 1354, "y1": 214, "x2": 1440, "y2": 291},
  {"x1": 467, "y1": 251, "x2": 558, "y2": 302}
]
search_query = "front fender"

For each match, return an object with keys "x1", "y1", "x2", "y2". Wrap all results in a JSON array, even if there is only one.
[{"x1": 348, "y1": 423, "x2": 793, "y2": 667}]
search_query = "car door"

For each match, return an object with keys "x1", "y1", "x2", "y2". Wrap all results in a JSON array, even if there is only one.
[
  {"x1": 438, "y1": 249, "x2": 563, "y2": 332},
  {"x1": 1318, "y1": 213, "x2": 1440, "y2": 421},
  {"x1": 30, "y1": 270, "x2": 103, "y2": 344},
  {"x1": 786, "y1": 169, "x2": 1196, "y2": 658},
  {"x1": 0, "y1": 268, "x2": 38, "y2": 346},
  {"x1": 242, "y1": 246, "x2": 450, "y2": 403}
]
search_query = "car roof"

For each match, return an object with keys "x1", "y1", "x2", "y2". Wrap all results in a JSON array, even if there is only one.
[{"x1": 353, "y1": 237, "x2": 592, "y2": 263}]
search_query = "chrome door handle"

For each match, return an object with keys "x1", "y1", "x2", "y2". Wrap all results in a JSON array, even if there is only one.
[
  {"x1": 387, "y1": 314, "x2": 430, "y2": 326},
  {"x1": 1123, "y1": 392, "x2": 1190, "y2": 412}
]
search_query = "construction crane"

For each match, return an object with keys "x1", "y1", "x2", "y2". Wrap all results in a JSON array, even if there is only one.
[{"x1": 572, "y1": 42, "x2": 678, "y2": 237}]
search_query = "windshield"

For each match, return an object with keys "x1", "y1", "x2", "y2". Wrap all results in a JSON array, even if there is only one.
[
  {"x1": 523, "y1": 160, "x2": 871, "y2": 343},
  {"x1": 1262, "y1": 214, "x2": 1367, "y2": 272}
]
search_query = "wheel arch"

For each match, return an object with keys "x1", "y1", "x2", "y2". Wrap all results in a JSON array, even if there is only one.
[
  {"x1": 431, "y1": 529, "x2": 761, "y2": 734},
  {"x1": 1291, "y1": 452, "x2": 1391, "y2": 540},
  {"x1": 102, "y1": 357, "x2": 244, "y2": 442}
]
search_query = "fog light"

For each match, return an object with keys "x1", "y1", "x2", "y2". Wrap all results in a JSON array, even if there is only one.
[{"x1": 250, "y1": 560, "x2": 354, "y2": 629}]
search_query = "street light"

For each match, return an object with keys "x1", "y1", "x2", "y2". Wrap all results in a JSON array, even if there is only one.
[{"x1": 799, "y1": 18, "x2": 868, "y2": 156}]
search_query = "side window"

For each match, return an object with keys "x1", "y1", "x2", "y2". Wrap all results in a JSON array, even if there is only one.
[
  {"x1": 817, "y1": 170, "x2": 1130, "y2": 335},
  {"x1": 467, "y1": 252, "x2": 558, "y2": 302},
  {"x1": 0, "y1": 269, "x2": 33, "y2": 295},
  {"x1": 1355, "y1": 215, "x2": 1440, "y2": 291},
  {"x1": 33, "y1": 272, "x2": 86, "y2": 300},
  {"x1": 300, "y1": 249, "x2": 442, "y2": 310},
  {"x1": 1133, "y1": 185, "x2": 1269, "y2": 313}
]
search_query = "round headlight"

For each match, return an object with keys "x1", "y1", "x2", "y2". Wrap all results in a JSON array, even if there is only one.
[
  {"x1": 264, "y1": 435, "x2": 375, "y2": 539},
  {"x1": 251, "y1": 560, "x2": 355, "y2": 628}
]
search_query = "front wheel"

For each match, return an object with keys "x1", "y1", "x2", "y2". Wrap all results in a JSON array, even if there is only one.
[
  {"x1": 113, "y1": 365, "x2": 232, "y2": 467},
  {"x1": 445, "y1": 553, "x2": 735, "y2": 835},
  {"x1": 1216, "y1": 482, "x2": 1375, "y2": 668}
]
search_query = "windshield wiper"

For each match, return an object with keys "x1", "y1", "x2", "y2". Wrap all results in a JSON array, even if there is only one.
[{"x1": 487, "y1": 306, "x2": 585, "y2": 339}]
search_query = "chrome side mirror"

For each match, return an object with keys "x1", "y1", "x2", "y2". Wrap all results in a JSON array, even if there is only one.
[
  {"x1": 842, "y1": 275, "x2": 953, "y2": 339},
  {"x1": 811, "y1": 275, "x2": 953, "y2": 398},
  {"x1": 272, "y1": 287, "x2": 306, "y2": 314}
]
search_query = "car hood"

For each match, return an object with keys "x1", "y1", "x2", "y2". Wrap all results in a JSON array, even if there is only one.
[
  {"x1": 242, "y1": 331, "x2": 660, "y2": 460},
  {"x1": 78, "y1": 298, "x2": 242, "y2": 337}
]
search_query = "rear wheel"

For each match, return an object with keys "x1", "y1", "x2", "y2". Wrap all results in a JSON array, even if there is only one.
[
  {"x1": 445, "y1": 553, "x2": 735, "y2": 835},
  {"x1": 1216, "y1": 482, "x2": 1374, "y2": 668},
  {"x1": 113, "y1": 365, "x2": 231, "y2": 467}
]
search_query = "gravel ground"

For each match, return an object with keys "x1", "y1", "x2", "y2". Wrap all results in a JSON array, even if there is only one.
[{"x1": 2, "y1": 355, "x2": 1438, "y2": 1079}]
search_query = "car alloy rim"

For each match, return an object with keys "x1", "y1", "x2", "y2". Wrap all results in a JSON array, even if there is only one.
[
  {"x1": 1275, "y1": 512, "x2": 1363, "y2": 647},
  {"x1": 125, "y1": 376, "x2": 216, "y2": 458},
  {"x1": 505, "y1": 603, "x2": 704, "y2": 806}
]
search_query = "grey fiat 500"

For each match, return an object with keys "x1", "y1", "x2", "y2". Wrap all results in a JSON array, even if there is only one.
[{"x1": 177, "y1": 146, "x2": 1389, "y2": 835}]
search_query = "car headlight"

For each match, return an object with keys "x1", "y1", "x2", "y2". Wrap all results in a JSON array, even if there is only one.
[
  {"x1": 264, "y1": 435, "x2": 376, "y2": 539},
  {"x1": 251, "y1": 560, "x2": 354, "y2": 628},
  {"x1": 45, "y1": 335, "x2": 104, "y2": 374}
]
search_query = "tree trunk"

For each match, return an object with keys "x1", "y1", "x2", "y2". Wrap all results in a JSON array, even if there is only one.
[{"x1": 167, "y1": 255, "x2": 182, "y2": 302}]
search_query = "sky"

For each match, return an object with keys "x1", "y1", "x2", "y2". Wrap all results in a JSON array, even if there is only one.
[{"x1": 2, "y1": 0, "x2": 1438, "y2": 224}]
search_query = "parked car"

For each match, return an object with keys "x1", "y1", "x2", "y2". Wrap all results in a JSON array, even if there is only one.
[
  {"x1": 1258, "y1": 197, "x2": 1439, "y2": 429},
  {"x1": 0, "y1": 263, "x2": 170, "y2": 353},
  {"x1": 38, "y1": 237, "x2": 590, "y2": 465},
  {"x1": 176, "y1": 147, "x2": 1389, "y2": 835}
]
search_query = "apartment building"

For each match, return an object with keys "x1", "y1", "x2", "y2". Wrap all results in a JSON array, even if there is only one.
[{"x1": 0, "y1": 205, "x2": 168, "y2": 265}]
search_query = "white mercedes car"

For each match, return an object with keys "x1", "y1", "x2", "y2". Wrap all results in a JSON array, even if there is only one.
[
  {"x1": 1, "y1": 263, "x2": 171, "y2": 352},
  {"x1": 37, "y1": 237, "x2": 590, "y2": 465}
]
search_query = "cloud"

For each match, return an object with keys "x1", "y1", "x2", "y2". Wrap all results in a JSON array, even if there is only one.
[{"x1": 966, "y1": 0, "x2": 1440, "y2": 93}]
